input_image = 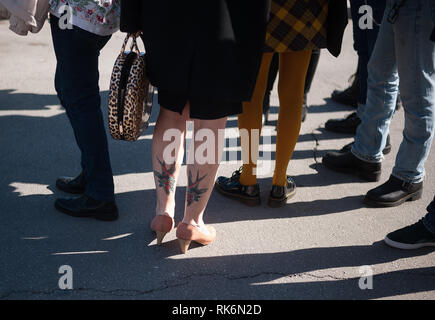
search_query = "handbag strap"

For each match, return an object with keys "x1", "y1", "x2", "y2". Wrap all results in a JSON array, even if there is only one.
[{"x1": 120, "y1": 33, "x2": 142, "y2": 55}]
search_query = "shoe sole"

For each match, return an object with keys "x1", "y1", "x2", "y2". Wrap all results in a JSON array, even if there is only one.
[
  {"x1": 54, "y1": 201, "x2": 118, "y2": 221},
  {"x1": 214, "y1": 183, "x2": 261, "y2": 207},
  {"x1": 384, "y1": 236, "x2": 435, "y2": 250},
  {"x1": 322, "y1": 158, "x2": 381, "y2": 182},
  {"x1": 364, "y1": 189, "x2": 423, "y2": 208},
  {"x1": 267, "y1": 189, "x2": 297, "y2": 208}
]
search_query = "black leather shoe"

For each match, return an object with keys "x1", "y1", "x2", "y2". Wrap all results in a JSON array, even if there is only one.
[
  {"x1": 364, "y1": 175, "x2": 423, "y2": 207},
  {"x1": 215, "y1": 168, "x2": 261, "y2": 206},
  {"x1": 331, "y1": 74, "x2": 359, "y2": 108},
  {"x1": 325, "y1": 112, "x2": 361, "y2": 134},
  {"x1": 340, "y1": 135, "x2": 392, "y2": 155},
  {"x1": 56, "y1": 171, "x2": 86, "y2": 194},
  {"x1": 268, "y1": 176, "x2": 296, "y2": 208},
  {"x1": 322, "y1": 151, "x2": 381, "y2": 182},
  {"x1": 55, "y1": 195, "x2": 119, "y2": 221}
]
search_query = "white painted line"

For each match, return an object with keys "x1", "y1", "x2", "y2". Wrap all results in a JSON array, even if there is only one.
[
  {"x1": 52, "y1": 251, "x2": 108, "y2": 256},
  {"x1": 102, "y1": 233, "x2": 133, "y2": 241}
]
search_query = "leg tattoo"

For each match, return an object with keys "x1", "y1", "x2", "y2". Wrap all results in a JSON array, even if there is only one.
[
  {"x1": 187, "y1": 170, "x2": 208, "y2": 206},
  {"x1": 154, "y1": 157, "x2": 176, "y2": 195}
]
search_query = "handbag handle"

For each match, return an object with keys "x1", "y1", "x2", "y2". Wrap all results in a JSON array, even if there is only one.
[{"x1": 120, "y1": 33, "x2": 142, "y2": 54}]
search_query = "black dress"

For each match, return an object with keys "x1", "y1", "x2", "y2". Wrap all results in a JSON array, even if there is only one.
[{"x1": 120, "y1": 0, "x2": 270, "y2": 119}]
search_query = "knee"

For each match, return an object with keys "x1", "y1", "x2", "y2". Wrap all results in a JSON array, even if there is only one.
[
  {"x1": 367, "y1": 58, "x2": 398, "y2": 88},
  {"x1": 158, "y1": 105, "x2": 189, "y2": 130}
]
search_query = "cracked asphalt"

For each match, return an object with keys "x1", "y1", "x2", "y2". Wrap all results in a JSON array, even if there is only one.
[{"x1": 1, "y1": 18, "x2": 434, "y2": 300}]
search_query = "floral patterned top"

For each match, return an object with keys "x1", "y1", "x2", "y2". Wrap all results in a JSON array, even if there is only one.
[{"x1": 50, "y1": 0, "x2": 120, "y2": 36}]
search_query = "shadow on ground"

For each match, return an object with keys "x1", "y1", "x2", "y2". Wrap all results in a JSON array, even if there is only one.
[{"x1": 1, "y1": 89, "x2": 434, "y2": 300}]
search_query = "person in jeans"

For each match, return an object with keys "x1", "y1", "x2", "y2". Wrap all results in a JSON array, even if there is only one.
[
  {"x1": 323, "y1": 0, "x2": 435, "y2": 208},
  {"x1": 385, "y1": 195, "x2": 435, "y2": 249},
  {"x1": 49, "y1": 0, "x2": 120, "y2": 221}
]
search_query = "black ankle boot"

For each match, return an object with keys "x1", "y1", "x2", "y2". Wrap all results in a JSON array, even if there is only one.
[
  {"x1": 340, "y1": 135, "x2": 392, "y2": 155},
  {"x1": 322, "y1": 151, "x2": 381, "y2": 182},
  {"x1": 268, "y1": 176, "x2": 296, "y2": 208},
  {"x1": 56, "y1": 171, "x2": 86, "y2": 194},
  {"x1": 364, "y1": 175, "x2": 423, "y2": 207},
  {"x1": 325, "y1": 112, "x2": 361, "y2": 134},
  {"x1": 330, "y1": 73, "x2": 359, "y2": 108},
  {"x1": 55, "y1": 195, "x2": 118, "y2": 221},
  {"x1": 215, "y1": 168, "x2": 261, "y2": 206}
]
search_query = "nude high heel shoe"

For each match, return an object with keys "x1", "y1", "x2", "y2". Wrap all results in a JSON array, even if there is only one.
[
  {"x1": 176, "y1": 222, "x2": 216, "y2": 254},
  {"x1": 151, "y1": 213, "x2": 174, "y2": 245}
]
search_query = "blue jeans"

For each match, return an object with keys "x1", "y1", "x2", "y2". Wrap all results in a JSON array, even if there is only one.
[
  {"x1": 352, "y1": 0, "x2": 435, "y2": 183},
  {"x1": 50, "y1": 15, "x2": 115, "y2": 201},
  {"x1": 350, "y1": 0, "x2": 386, "y2": 110},
  {"x1": 423, "y1": 196, "x2": 435, "y2": 234}
]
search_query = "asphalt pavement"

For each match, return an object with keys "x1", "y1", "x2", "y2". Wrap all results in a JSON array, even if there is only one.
[{"x1": 0, "y1": 17, "x2": 434, "y2": 300}]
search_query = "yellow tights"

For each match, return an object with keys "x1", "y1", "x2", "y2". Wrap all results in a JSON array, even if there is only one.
[{"x1": 238, "y1": 50, "x2": 312, "y2": 187}]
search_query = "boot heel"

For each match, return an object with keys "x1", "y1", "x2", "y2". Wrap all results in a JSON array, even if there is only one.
[
  {"x1": 156, "y1": 231, "x2": 168, "y2": 245},
  {"x1": 359, "y1": 170, "x2": 381, "y2": 182},
  {"x1": 408, "y1": 189, "x2": 423, "y2": 202},
  {"x1": 178, "y1": 239, "x2": 191, "y2": 254}
]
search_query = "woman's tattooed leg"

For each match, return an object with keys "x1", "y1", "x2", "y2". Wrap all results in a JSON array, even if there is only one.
[
  {"x1": 152, "y1": 106, "x2": 189, "y2": 217},
  {"x1": 182, "y1": 116, "x2": 227, "y2": 226}
]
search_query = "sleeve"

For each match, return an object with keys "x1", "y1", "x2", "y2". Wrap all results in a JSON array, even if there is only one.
[
  {"x1": 120, "y1": 0, "x2": 142, "y2": 33},
  {"x1": 326, "y1": 0, "x2": 348, "y2": 57}
]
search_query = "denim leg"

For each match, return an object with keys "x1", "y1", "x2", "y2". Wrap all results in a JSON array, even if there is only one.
[
  {"x1": 352, "y1": 0, "x2": 399, "y2": 163},
  {"x1": 391, "y1": 0, "x2": 435, "y2": 183},
  {"x1": 423, "y1": 196, "x2": 435, "y2": 234},
  {"x1": 50, "y1": 16, "x2": 114, "y2": 201}
]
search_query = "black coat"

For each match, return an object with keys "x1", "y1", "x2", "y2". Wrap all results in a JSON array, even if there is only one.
[{"x1": 120, "y1": 0, "x2": 270, "y2": 102}]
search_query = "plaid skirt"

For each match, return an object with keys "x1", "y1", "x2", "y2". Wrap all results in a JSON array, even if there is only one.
[{"x1": 265, "y1": 0, "x2": 329, "y2": 52}]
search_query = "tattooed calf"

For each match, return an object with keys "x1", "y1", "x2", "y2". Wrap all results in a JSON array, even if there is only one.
[
  {"x1": 154, "y1": 157, "x2": 176, "y2": 195},
  {"x1": 187, "y1": 170, "x2": 208, "y2": 206}
]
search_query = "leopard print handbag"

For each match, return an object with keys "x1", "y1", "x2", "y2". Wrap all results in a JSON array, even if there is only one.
[{"x1": 108, "y1": 34, "x2": 154, "y2": 141}]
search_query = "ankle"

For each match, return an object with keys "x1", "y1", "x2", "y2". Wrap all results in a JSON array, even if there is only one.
[
  {"x1": 178, "y1": 220, "x2": 211, "y2": 236},
  {"x1": 182, "y1": 216, "x2": 205, "y2": 227},
  {"x1": 272, "y1": 174, "x2": 287, "y2": 187},
  {"x1": 239, "y1": 172, "x2": 257, "y2": 186},
  {"x1": 156, "y1": 204, "x2": 175, "y2": 218}
]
